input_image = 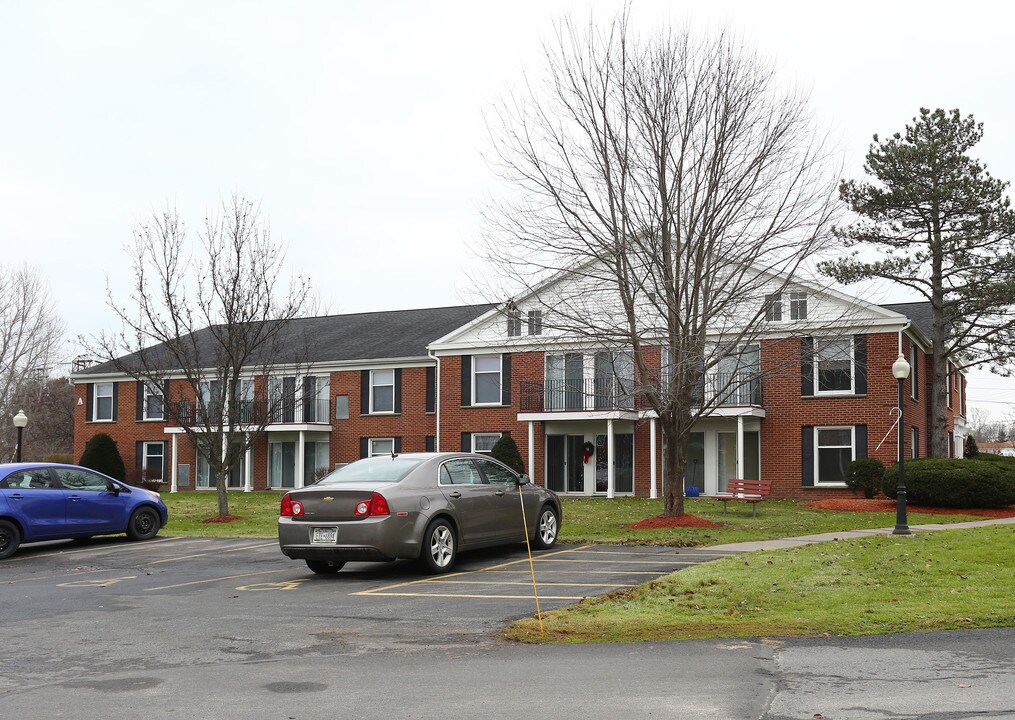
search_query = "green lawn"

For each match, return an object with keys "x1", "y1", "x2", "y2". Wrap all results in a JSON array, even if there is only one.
[
  {"x1": 162, "y1": 492, "x2": 992, "y2": 544},
  {"x1": 504, "y1": 525, "x2": 1015, "y2": 642}
]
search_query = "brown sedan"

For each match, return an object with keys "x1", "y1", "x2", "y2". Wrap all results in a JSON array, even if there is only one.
[{"x1": 277, "y1": 452, "x2": 561, "y2": 574}]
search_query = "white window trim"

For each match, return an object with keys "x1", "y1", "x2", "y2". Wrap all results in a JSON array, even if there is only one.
[
  {"x1": 142, "y1": 441, "x2": 165, "y2": 481},
  {"x1": 527, "y1": 309, "x2": 543, "y2": 336},
  {"x1": 506, "y1": 309, "x2": 522, "y2": 337},
  {"x1": 764, "y1": 293, "x2": 783, "y2": 322},
  {"x1": 814, "y1": 337, "x2": 855, "y2": 396},
  {"x1": 814, "y1": 425, "x2": 855, "y2": 487},
  {"x1": 472, "y1": 432, "x2": 504, "y2": 454},
  {"x1": 142, "y1": 382, "x2": 165, "y2": 421},
  {"x1": 369, "y1": 369, "x2": 396, "y2": 414},
  {"x1": 789, "y1": 291, "x2": 807, "y2": 320},
  {"x1": 909, "y1": 345, "x2": 918, "y2": 400},
  {"x1": 369, "y1": 438, "x2": 395, "y2": 457},
  {"x1": 93, "y1": 382, "x2": 114, "y2": 421},
  {"x1": 911, "y1": 427, "x2": 919, "y2": 459},
  {"x1": 472, "y1": 354, "x2": 503, "y2": 406}
]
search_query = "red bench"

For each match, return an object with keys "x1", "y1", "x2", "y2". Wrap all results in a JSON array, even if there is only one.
[{"x1": 713, "y1": 479, "x2": 772, "y2": 516}]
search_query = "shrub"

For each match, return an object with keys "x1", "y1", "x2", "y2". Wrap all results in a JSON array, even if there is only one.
[
  {"x1": 882, "y1": 458, "x2": 1015, "y2": 508},
  {"x1": 490, "y1": 434, "x2": 525, "y2": 474},
  {"x1": 965, "y1": 436, "x2": 980, "y2": 457},
  {"x1": 43, "y1": 452, "x2": 74, "y2": 465},
  {"x1": 845, "y1": 458, "x2": 885, "y2": 498},
  {"x1": 78, "y1": 433, "x2": 126, "y2": 481}
]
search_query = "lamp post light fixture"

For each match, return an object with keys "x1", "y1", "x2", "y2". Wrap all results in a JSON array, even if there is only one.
[
  {"x1": 12, "y1": 410, "x2": 28, "y2": 463},
  {"x1": 891, "y1": 354, "x2": 912, "y2": 535}
]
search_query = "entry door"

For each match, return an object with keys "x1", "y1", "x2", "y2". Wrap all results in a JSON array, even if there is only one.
[
  {"x1": 717, "y1": 432, "x2": 737, "y2": 493},
  {"x1": 565, "y1": 435, "x2": 585, "y2": 493},
  {"x1": 545, "y1": 435, "x2": 586, "y2": 494}
]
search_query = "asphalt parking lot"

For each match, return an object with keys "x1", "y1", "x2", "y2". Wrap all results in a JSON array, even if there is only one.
[{"x1": 1, "y1": 535, "x2": 739, "y2": 696}]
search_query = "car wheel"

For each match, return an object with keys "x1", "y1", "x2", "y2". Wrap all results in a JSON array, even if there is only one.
[
  {"x1": 0, "y1": 520, "x2": 20, "y2": 560},
  {"x1": 532, "y1": 506, "x2": 559, "y2": 550},
  {"x1": 305, "y1": 559, "x2": 345, "y2": 574},
  {"x1": 126, "y1": 507, "x2": 161, "y2": 541},
  {"x1": 420, "y1": 518, "x2": 456, "y2": 574}
]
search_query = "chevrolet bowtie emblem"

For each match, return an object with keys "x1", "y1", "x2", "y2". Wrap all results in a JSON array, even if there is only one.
[{"x1": 323, "y1": 497, "x2": 334, "y2": 502}]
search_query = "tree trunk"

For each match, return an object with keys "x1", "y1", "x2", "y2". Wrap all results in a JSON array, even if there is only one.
[
  {"x1": 660, "y1": 417, "x2": 689, "y2": 517},
  {"x1": 928, "y1": 212, "x2": 949, "y2": 457},
  {"x1": 215, "y1": 469, "x2": 230, "y2": 517}
]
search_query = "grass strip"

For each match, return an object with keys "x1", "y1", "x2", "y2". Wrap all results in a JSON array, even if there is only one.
[{"x1": 504, "y1": 526, "x2": 1015, "y2": 642}]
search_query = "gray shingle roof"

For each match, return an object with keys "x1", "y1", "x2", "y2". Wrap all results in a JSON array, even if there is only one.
[
  {"x1": 76, "y1": 303, "x2": 496, "y2": 376},
  {"x1": 878, "y1": 301, "x2": 935, "y2": 342}
]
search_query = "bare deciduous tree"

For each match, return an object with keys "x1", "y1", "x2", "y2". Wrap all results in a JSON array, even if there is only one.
[
  {"x1": 480, "y1": 15, "x2": 839, "y2": 515},
  {"x1": 90, "y1": 195, "x2": 316, "y2": 517},
  {"x1": 0, "y1": 264, "x2": 65, "y2": 459}
]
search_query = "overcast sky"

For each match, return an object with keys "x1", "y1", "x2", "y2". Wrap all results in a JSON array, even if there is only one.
[{"x1": 2, "y1": 0, "x2": 1014, "y2": 422}]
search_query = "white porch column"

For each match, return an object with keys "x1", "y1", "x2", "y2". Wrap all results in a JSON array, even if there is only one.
[
  {"x1": 243, "y1": 439, "x2": 252, "y2": 493},
  {"x1": 170, "y1": 433, "x2": 178, "y2": 493},
  {"x1": 607, "y1": 419, "x2": 615, "y2": 499},
  {"x1": 527, "y1": 421, "x2": 534, "y2": 478},
  {"x1": 296, "y1": 430, "x2": 306, "y2": 489},
  {"x1": 736, "y1": 415, "x2": 745, "y2": 480},
  {"x1": 649, "y1": 418, "x2": 657, "y2": 499}
]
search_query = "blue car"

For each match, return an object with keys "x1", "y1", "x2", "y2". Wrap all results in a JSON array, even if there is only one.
[{"x1": 0, "y1": 463, "x2": 169, "y2": 559}]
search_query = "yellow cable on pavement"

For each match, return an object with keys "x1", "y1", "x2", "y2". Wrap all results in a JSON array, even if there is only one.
[{"x1": 517, "y1": 483, "x2": 544, "y2": 635}]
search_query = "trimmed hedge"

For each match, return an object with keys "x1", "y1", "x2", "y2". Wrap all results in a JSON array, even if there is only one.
[
  {"x1": 79, "y1": 433, "x2": 126, "y2": 481},
  {"x1": 882, "y1": 458, "x2": 1015, "y2": 509},
  {"x1": 845, "y1": 458, "x2": 885, "y2": 499}
]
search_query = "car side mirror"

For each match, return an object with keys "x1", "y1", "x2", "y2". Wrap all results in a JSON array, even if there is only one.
[
  {"x1": 516, "y1": 474, "x2": 531, "y2": 486},
  {"x1": 108, "y1": 483, "x2": 121, "y2": 495}
]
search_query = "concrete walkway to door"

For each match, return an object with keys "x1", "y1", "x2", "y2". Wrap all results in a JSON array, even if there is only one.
[{"x1": 707, "y1": 514, "x2": 1015, "y2": 553}]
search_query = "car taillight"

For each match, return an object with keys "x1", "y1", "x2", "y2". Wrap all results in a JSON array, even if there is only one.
[
  {"x1": 354, "y1": 492, "x2": 390, "y2": 517},
  {"x1": 280, "y1": 493, "x2": 304, "y2": 518}
]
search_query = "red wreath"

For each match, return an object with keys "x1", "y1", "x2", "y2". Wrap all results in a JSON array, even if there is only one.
[{"x1": 583, "y1": 441, "x2": 595, "y2": 464}]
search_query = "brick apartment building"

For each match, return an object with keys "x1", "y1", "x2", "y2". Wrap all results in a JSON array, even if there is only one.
[{"x1": 71, "y1": 280, "x2": 967, "y2": 499}]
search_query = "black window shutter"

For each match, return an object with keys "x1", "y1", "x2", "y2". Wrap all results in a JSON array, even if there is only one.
[
  {"x1": 394, "y1": 369, "x2": 402, "y2": 414},
  {"x1": 501, "y1": 354, "x2": 512, "y2": 405},
  {"x1": 425, "y1": 435, "x2": 436, "y2": 452},
  {"x1": 461, "y1": 432, "x2": 470, "y2": 452},
  {"x1": 461, "y1": 355, "x2": 472, "y2": 406},
  {"x1": 136, "y1": 382, "x2": 144, "y2": 421},
  {"x1": 86, "y1": 383, "x2": 94, "y2": 421},
  {"x1": 359, "y1": 438, "x2": 369, "y2": 459},
  {"x1": 854, "y1": 335, "x2": 868, "y2": 395},
  {"x1": 800, "y1": 337, "x2": 814, "y2": 396},
  {"x1": 855, "y1": 425, "x2": 868, "y2": 460},
  {"x1": 801, "y1": 426, "x2": 815, "y2": 486},
  {"x1": 425, "y1": 366, "x2": 436, "y2": 413},
  {"x1": 136, "y1": 441, "x2": 144, "y2": 470},
  {"x1": 394, "y1": 436, "x2": 402, "y2": 454},
  {"x1": 111, "y1": 383, "x2": 118, "y2": 421},
  {"x1": 360, "y1": 370, "x2": 370, "y2": 414}
]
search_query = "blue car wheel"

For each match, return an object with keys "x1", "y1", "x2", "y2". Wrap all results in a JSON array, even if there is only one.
[
  {"x1": 127, "y1": 507, "x2": 161, "y2": 541},
  {"x1": 0, "y1": 519, "x2": 21, "y2": 560}
]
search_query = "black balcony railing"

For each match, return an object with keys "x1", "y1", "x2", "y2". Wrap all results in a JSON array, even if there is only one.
[
  {"x1": 519, "y1": 371, "x2": 762, "y2": 413},
  {"x1": 173, "y1": 398, "x2": 332, "y2": 426}
]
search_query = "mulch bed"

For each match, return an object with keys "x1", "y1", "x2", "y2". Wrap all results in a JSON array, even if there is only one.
[
  {"x1": 200, "y1": 515, "x2": 245, "y2": 524},
  {"x1": 625, "y1": 514, "x2": 722, "y2": 529},
  {"x1": 802, "y1": 498, "x2": 1015, "y2": 518}
]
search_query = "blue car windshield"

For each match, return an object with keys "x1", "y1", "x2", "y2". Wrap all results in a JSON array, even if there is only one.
[{"x1": 316, "y1": 457, "x2": 424, "y2": 485}]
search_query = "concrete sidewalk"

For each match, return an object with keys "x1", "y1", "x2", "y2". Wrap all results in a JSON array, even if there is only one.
[{"x1": 708, "y1": 514, "x2": 1015, "y2": 552}]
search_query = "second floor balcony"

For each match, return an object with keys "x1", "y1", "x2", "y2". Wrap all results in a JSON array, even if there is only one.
[
  {"x1": 171, "y1": 398, "x2": 332, "y2": 427},
  {"x1": 519, "y1": 372, "x2": 763, "y2": 414}
]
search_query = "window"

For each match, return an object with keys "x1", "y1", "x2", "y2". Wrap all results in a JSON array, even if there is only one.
[
  {"x1": 764, "y1": 293, "x2": 783, "y2": 321},
  {"x1": 94, "y1": 382, "x2": 114, "y2": 421},
  {"x1": 476, "y1": 457, "x2": 517, "y2": 485},
  {"x1": 473, "y1": 355, "x2": 502, "y2": 405},
  {"x1": 1, "y1": 468, "x2": 56, "y2": 489},
  {"x1": 789, "y1": 291, "x2": 808, "y2": 320},
  {"x1": 471, "y1": 433, "x2": 503, "y2": 453},
  {"x1": 304, "y1": 440, "x2": 331, "y2": 483},
  {"x1": 370, "y1": 370, "x2": 395, "y2": 413},
  {"x1": 909, "y1": 345, "x2": 919, "y2": 400},
  {"x1": 198, "y1": 443, "x2": 245, "y2": 489},
  {"x1": 527, "y1": 310, "x2": 543, "y2": 336},
  {"x1": 55, "y1": 467, "x2": 112, "y2": 491},
  {"x1": 141, "y1": 382, "x2": 164, "y2": 420},
  {"x1": 815, "y1": 427, "x2": 854, "y2": 486},
  {"x1": 197, "y1": 379, "x2": 222, "y2": 421},
  {"x1": 911, "y1": 427, "x2": 919, "y2": 459},
  {"x1": 439, "y1": 459, "x2": 484, "y2": 485},
  {"x1": 369, "y1": 438, "x2": 394, "y2": 457},
  {"x1": 506, "y1": 309, "x2": 522, "y2": 337},
  {"x1": 546, "y1": 353, "x2": 583, "y2": 410},
  {"x1": 269, "y1": 376, "x2": 297, "y2": 422},
  {"x1": 142, "y1": 442, "x2": 165, "y2": 482},
  {"x1": 815, "y1": 338, "x2": 853, "y2": 393}
]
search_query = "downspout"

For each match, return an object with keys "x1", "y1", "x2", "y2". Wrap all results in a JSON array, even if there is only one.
[
  {"x1": 898, "y1": 320, "x2": 912, "y2": 357},
  {"x1": 428, "y1": 349, "x2": 441, "y2": 452}
]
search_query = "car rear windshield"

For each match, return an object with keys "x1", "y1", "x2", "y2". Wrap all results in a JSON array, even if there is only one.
[{"x1": 316, "y1": 457, "x2": 424, "y2": 485}]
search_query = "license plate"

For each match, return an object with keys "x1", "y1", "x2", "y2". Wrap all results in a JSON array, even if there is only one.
[{"x1": 311, "y1": 527, "x2": 337, "y2": 544}]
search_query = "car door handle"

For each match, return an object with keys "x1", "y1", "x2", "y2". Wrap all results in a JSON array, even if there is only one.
[
  {"x1": 494, "y1": 490, "x2": 505, "y2": 496},
  {"x1": 448, "y1": 491, "x2": 461, "y2": 498},
  {"x1": 67, "y1": 495, "x2": 82, "y2": 501},
  {"x1": 9, "y1": 493, "x2": 23, "y2": 500}
]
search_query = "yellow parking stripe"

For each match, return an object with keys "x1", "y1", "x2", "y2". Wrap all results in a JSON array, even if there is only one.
[
  {"x1": 3, "y1": 536, "x2": 189, "y2": 562},
  {"x1": 361, "y1": 592, "x2": 589, "y2": 600},
  {"x1": 566, "y1": 549, "x2": 739, "y2": 557},
  {"x1": 414, "y1": 580, "x2": 632, "y2": 588},
  {"x1": 530, "y1": 557, "x2": 705, "y2": 565},
  {"x1": 5, "y1": 567, "x2": 138, "y2": 585},
  {"x1": 149, "y1": 542, "x2": 277, "y2": 564},
  {"x1": 146, "y1": 569, "x2": 293, "y2": 592}
]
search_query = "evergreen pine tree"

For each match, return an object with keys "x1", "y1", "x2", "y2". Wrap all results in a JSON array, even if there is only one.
[
  {"x1": 79, "y1": 432, "x2": 127, "y2": 481},
  {"x1": 490, "y1": 434, "x2": 525, "y2": 474}
]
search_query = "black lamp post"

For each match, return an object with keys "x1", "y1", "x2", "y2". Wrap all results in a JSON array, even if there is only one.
[
  {"x1": 12, "y1": 410, "x2": 28, "y2": 463},
  {"x1": 892, "y1": 354, "x2": 912, "y2": 535}
]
